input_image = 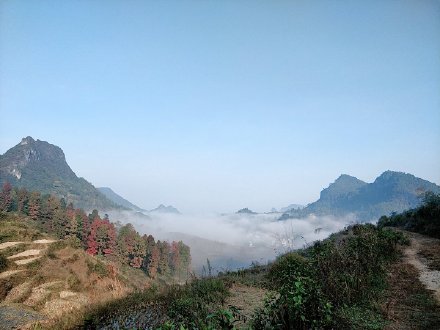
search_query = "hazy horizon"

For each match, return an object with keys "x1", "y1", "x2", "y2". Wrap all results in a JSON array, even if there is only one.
[{"x1": 1, "y1": 1, "x2": 439, "y2": 214}]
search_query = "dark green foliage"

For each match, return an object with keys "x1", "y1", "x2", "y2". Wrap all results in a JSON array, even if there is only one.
[
  {"x1": 378, "y1": 192, "x2": 440, "y2": 238},
  {"x1": 336, "y1": 305, "x2": 388, "y2": 330},
  {"x1": 0, "y1": 254, "x2": 9, "y2": 272},
  {"x1": 252, "y1": 224, "x2": 407, "y2": 329},
  {"x1": 254, "y1": 253, "x2": 332, "y2": 329}
]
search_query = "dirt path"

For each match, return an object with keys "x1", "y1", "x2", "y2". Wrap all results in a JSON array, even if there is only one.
[
  {"x1": 402, "y1": 231, "x2": 440, "y2": 302},
  {"x1": 0, "y1": 270, "x2": 25, "y2": 280},
  {"x1": 7, "y1": 249, "x2": 41, "y2": 260},
  {"x1": 0, "y1": 242, "x2": 23, "y2": 251}
]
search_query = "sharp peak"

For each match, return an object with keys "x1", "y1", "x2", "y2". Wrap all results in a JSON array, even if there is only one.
[
  {"x1": 20, "y1": 136, "x2": 36, "y2": 145},
  {"x1": 333, "y1": 174, "x2": 364, "y2": 183}
]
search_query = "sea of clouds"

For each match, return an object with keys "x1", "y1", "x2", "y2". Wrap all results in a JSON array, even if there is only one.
[{"x1": 106, "y1": 210, "x2": 358, "y2": 274}]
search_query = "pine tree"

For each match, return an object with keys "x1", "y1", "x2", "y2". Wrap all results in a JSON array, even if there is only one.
[
  {"x1": 0, "y1": 182, "x2": 12, "y2": 212},
  {"x1": 28, "y1": 191, "x2": 41, "y2": 221},
  {"x1": 158, "y1": 241, "x2": 171, "y2": 276},
  {"x1": 16, "y1": 188, "x2": 29, "y2": 214},
  {"x1": 170, "y1": 241, "x2": 181, "y2": 277},
  {"x1": 178, "y1": 241, "x2": 192, "y2": 279},
  {"x1": 148, "y1": 245, "x2": 160, "y2": 279},
  {"x1": 65, "y1": 203, "x2": 78, "y2": 238}
]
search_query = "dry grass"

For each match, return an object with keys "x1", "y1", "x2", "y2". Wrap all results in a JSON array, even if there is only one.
[
  {"x1": 225, "y1": 283, "x2": 268, "y2": 329},
  {"x1": 383, "y1": 259, "x2": 440, "y2": 330},
  {"x1": 418, "y1": 241, "x2": 440, "y2": 271}
]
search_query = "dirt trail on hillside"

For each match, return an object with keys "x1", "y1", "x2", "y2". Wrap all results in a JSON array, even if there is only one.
[
  {"x1": 0, "y1": 242, "x2": 23, "y2": 250},
  {"x1": 402, "y1": 231, "x2": 440, "y2": 303}
]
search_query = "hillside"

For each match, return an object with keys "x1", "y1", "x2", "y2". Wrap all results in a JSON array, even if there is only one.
[
  {"x1": 0, "y1": 185, "x2": 192, "y2": 328},
  {"x1": 280, "y1": 171, "x2": 440, "y2": 221},
  {"x1": 0, "y1": 213, "x2": 153, "y2": 329},
  {"x1": 0, "y1": 137, "x2": 118, "y2": 210},
  {"x1": 74, "y1": 217, "x2": 440, "y2": 329},
  {"x1": 98, "y1": 187, "x2": 145, "y2": 212}
]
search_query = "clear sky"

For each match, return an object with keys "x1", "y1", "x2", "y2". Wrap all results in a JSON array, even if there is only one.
[{"x1": 1, "y1": 0, "x2": 439, "y2": 213}]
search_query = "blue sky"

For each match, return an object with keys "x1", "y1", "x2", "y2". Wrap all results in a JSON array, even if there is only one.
[{"x1": 1, "y1": 0, "x2": 439, "y2": 213}]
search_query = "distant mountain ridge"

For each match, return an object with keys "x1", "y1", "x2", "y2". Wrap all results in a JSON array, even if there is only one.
[
  {"x1": 236, "y1": 208, "x2": 257, "y2": 215},
  {"x1": 0, "y1": 137, "x2": 119, "y2": 210},
  {"x1": 280, "y1": 171, "x2": 440, "y2": 221},
  {"x1": 279, "y1": 204, "x2": 305, "y2": 213},
  {"x1": 150, "y1": 204, "x2": 180, "y2": 214},
  {"x1": 98, "y1": 187, "x2": 145, "y2": 212}
]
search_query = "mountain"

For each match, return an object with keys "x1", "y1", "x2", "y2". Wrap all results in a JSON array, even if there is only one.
[
  {"x1": 98, "y1": 187, "x2": 145, "y2": 212},
  {"x1": 236, "y1": 208, "x2": 257, "y2": 215},
  {"x1": 280, "y1": 171, "x2": 440, "y2": 221},
  {"x1": 0, "y1": 136, "x2": 119, "y2": 210},
  {"x1": 279, "y1": 204, "x2": 305, "y2": 213},
  {"x1": 150, "y1": 204, "x2": 180, "y2": 214}
]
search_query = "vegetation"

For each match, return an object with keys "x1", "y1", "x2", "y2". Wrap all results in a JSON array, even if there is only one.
[
  {"x1": 252, "y1": 224, "x2": 408, "y2": 329},
  {"x1": 378, "y1": 192, "x2": 440, "y2": 238},
  {"x1": 0, "y1": 182, "x2": 191, "y2": 280},
  {"x1": 2, "y1": 181, "x2": 439, "y2": 329}
]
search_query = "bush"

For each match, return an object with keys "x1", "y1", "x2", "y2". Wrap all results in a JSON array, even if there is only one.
[
  {"x1": 166, "y1": 278, "x2": 230, "y2": 328},
  {"x1": 378, "y1": 192, "x2": 440, "y2": 238},
  {"x1": 253, "y1": 224, "x2": 406, "y2": 329},
  {"x1": 0, "y1": 254, "x2": 9, "y2": 272},
  {"x1": 253, "y1": 252, "x2": 333, "y2": 329}
]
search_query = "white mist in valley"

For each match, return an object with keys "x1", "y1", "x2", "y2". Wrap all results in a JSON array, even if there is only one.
[{"x1": 106, "y1": 210, "x2": 357, "y2": 274}]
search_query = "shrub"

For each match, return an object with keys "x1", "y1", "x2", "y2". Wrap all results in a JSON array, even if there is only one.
[
  {"x1": 253, "y1": 253, "x2": 333, "y2": 329},
  {"x1": 253, "y1": 225, "x2": 406, "y2": 329},
  {"x1": 68, "y1": 272, "x2": 82, "y2": 291},
  {"x1": 0, "y1": 254, "x2": 9, "y2": 272}
]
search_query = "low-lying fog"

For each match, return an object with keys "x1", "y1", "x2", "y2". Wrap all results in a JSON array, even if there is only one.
[{"x1": 107, "y1": 210, "x2": 358, "y2": 274}]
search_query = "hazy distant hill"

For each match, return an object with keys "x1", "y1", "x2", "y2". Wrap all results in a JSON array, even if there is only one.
[
  {"x1": 280, "y1": 171, "x2": 440, "y2": 221},
  {"x1": 98, "y1": 187, "x2": 145, "y2": 212},
  {"x1": 0, "y1": 137, "x2": 119, "y2": 210},
  {"x1": 279, "y1": 204, "x2": 305, "y2": 213},
  {"x1": 150, "y1": 204, "x2": 181, "y2": 214},
  {"x1": 236, "y1": 208, "x2": 257, "y2": 215}
]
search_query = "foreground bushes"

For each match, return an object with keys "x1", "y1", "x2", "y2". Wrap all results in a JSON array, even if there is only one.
[
  {"x1": 253, "y1": 224, "x2": 407, "y2": 329},
  {"x1": 378, "y1": 192, "x2": 440, "y2": 238}
]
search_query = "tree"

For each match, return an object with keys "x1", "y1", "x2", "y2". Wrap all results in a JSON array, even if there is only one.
[
  {"x1": 178, "y1": 241, "x2": 191, "y2": 279},
  {"x1": 75, "y1": 209, "x2": 90, "y2": 248},
  {"x1": 28, "y1": 191, "x2": 41, "y2": 221},
  {"x1": 16, "y1": 188, "x2": 29, "y2": 214},
  {"x1": 148, "y1": 245, "x2": 160, "y2": 279},
  {"x1": 87, "y1": 215, "x2": 116, "y2": 256},
  {"x1": 0, "y1": 182, "x2": 12, "y2": 212},
  {"x1": 117, "y1": 223, "x2": 146, "y2": 268},
  {"x1": 65, "y1": 203, "x2": 78, "y2": 238},
  {"x1": 170, "y1": 241, "x2": 181, "y2": 277},
  {"x1": 158, "y1": 241, "x2": 171, "y2": 276}
]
